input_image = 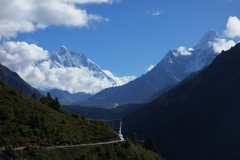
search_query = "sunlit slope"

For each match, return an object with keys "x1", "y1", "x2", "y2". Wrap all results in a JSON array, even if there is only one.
[{"x1": 0, "y1": 80, "x2": 117, "y2": 145}]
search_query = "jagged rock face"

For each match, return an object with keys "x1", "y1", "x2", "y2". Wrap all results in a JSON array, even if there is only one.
[
  {"x1": 47, "y1": 46, "x2": 116, "y2": 83},
  {"x1": 159, "y1": 30, "x2": 218, "y2": 80}
]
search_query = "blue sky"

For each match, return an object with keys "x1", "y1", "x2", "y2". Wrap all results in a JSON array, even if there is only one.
[{"x1": 1, "y1": 0, "x2": 240, "y2": 78}]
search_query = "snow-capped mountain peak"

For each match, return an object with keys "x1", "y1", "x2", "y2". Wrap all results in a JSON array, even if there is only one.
[
  {"x1": 59, "y1": 45, "x2": 68, "y2": 54},
  {"x1": 34, "y1": 46, "x2": 136, "y2": 93},
  {"x1": 194, "y1": 29, "x2": 218, "y2": 51},
  {"x1": 158, "y1": 30, "x2": 219, "y2": 80}
]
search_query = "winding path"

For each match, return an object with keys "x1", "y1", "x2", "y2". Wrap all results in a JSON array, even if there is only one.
[{"x1": 13, "y1": 140, "x2": 126, "y2": 151}]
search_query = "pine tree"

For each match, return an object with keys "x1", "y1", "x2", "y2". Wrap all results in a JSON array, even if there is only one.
[
  {"x1": 47, "y1": 92, "x2": 52, "y2": 100},
  {"x1": 130, "y1": 132, "x2": 137, "y2": 144},
  {"x1": 50, "y1": 97, "x2": 65, "y2": 113},
  {"x1": 144, "y1": 137, "x2": 158, "y2": 153},
  {"x1": 31, "y1": 93, "x2": 38, "y2": 100}
]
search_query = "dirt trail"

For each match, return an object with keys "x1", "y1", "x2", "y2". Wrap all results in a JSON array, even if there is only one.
[{"x1": 13, "y1": 140, "x2": 125, "y2": 150}]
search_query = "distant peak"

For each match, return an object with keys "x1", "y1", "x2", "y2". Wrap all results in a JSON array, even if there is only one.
[
  {"x1": 60, "y1": 45, "x2": 68, "y2": 50},
  {"x1": 55, "y1": 45, "x2": 70, "y2": 56},
  {"x1": 193, "y1": 29, "x2": 218, "y2": 50},
  {"x1": 201, "y1": 29, "x2": 218, "y2": 41}
]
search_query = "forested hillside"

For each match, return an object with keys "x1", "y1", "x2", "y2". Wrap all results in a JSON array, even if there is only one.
[
  {"x1": 0, "y1": 80, "x2": 117, "y2": 146},
  {"x1": 0, "y1": 79, "x2": 164, "y2": 160}
]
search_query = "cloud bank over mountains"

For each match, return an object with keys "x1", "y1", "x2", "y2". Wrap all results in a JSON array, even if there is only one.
[
  {"x1": 21, "y1": 65, "x2": 118, "y2": 94},
  {"x1": 0, "y1": 43, "x2": 135, "y2": 93}
]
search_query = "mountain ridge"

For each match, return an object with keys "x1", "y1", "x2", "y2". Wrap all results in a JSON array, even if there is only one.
[
  {"x1": 0, "y1": 63, "x2": 42, "y2": 98},
  {"x1": 38, "y1": 88, "x2": 93, "y2": 105},
  {"x1": 80, "y1": 30, "x2": 220, "y2": 107}
]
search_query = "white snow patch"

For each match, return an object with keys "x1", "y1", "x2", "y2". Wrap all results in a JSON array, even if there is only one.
[{"x1": 147, "y1": 65, "x2": 155, "y2": 72}]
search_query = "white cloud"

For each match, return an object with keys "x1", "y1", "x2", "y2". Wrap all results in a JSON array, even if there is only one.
[
  {"x1": 147, "y1": 10, "x2": 162, "y2": 16},
  {"x1": 0, "y1": 0, "x2": 116, "y2": 39},
  {"x1": 177, "y1": 46, "x2": 192, "y2": 55},
  {"x1": 19, "y1": 66, "x2": 115, "y2": 94},
  {"x1": 210, "y1": 39, "x2": 236, "y2": 53},
  {"x1": 147, "y1": 65, "x2": 155, "y2": 72},
  {"x1": 62, "y1": 0, "x2": 120, "y2": 3},
  {"x1": 188, "y1": 48, "x2": 194, "y2": 52},
  {"x1": 224, "y1": 16, "x2": 240, "y2": 38},
  {"x1": 152, "y1": 11, "x2": 161, "y2": 16},
  {"x1": 208, "y1": 16, "x2": 239, "y2": 53},
  {"x1": 0, "y1": 41, "x2": 49, "y2": 71}
]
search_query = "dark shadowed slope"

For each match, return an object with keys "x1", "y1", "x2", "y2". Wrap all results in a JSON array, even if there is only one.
[
  {"x1": 122, "y1": 43, "x2": 240, "y2": 160},
  {"x1": 0, "y1": 63, "x2": 42, "y2": 98}
]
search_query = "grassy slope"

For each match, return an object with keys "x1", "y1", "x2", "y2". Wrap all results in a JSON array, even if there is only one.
[{"x1": 0, "y1": 80, "x2": 117, "y2": 146}]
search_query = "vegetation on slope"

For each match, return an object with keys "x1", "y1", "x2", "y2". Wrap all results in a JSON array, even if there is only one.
[
  {"x1": 0, "y1": 80, "x2": 117, "y2": 147},
  {"x1": 0, "y1": 79, "x2": 164, "y2": 160}
]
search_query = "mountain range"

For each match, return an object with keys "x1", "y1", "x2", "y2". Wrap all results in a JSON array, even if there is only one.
[
  {"x1": 80, "y1": 30, "x2": 220, "y2": 108},
  {"x1": 122, "y1": 42, "x2": 240, "y2": 160},
  {"x1": 4, "y1": 29, "x2": 218, "y2": 106},
  {"x1": 31, "y1": 46, "x2": 136, "y2": 104},
  {"x1": 0, "y1": 29, "x2": 239, "y2": 159}
]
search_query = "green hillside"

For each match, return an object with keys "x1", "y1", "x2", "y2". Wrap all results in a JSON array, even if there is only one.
[
  {"x1": 0, "y1": 79, "x2": 164, "y2": 160},
  {"x1": 0, "y1": 80, "x2": 117, "y2": 146}
]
